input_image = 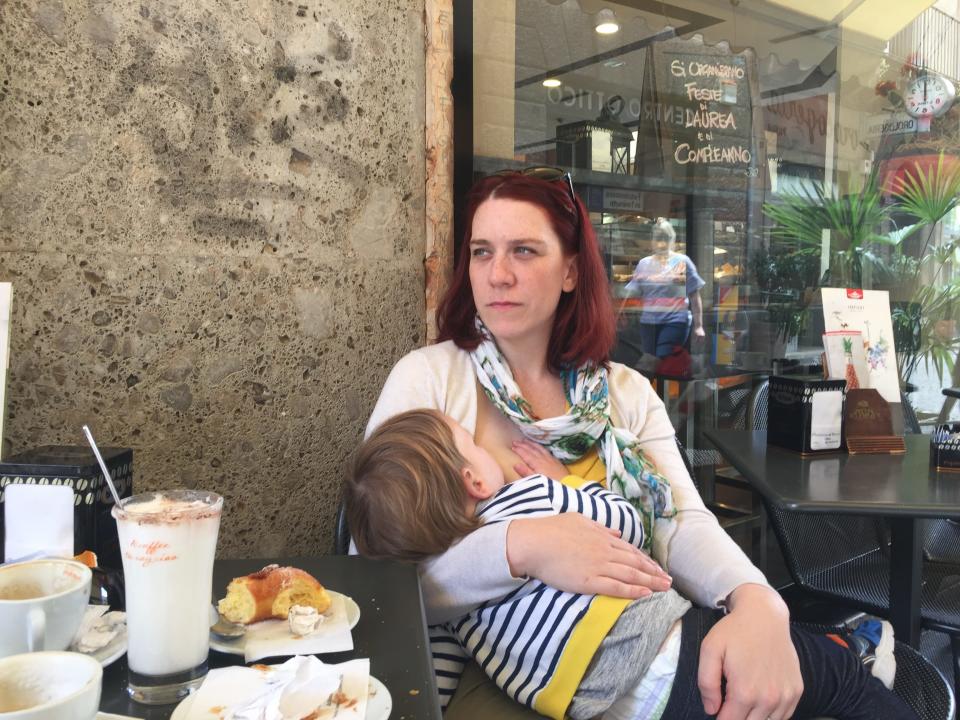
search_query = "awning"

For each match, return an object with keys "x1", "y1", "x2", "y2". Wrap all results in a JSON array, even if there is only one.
[
  {"x1": 534, "y1": 0, "x2": 939, "y2": 85},
  {"x1": 762, "y1": 0, "x2": 936, "y2": 41}
]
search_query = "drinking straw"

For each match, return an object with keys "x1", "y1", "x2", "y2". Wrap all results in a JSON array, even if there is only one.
[{"x1": 82, "y1": 425, "x2": 125, "y2": 509}]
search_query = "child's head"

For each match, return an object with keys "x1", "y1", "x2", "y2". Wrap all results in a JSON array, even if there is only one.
[{"x1": 346, "y1": 409, "x2": 505, "y2": 562}]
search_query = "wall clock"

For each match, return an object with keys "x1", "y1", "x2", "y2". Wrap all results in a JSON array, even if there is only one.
[{"x1": 904, "y1": 73, "x2": 956, "y2": 119}]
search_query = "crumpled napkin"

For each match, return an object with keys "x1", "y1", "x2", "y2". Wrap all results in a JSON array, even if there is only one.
[
  {"x1": 240, "y1": 593, "x2": 353, "y2": 663},
  {"x1": 185, "y1": 656, "x2": 370, "y2": 720},
  {"x1": 70, "y1": 605, "x2": 126, "y2": 654}
]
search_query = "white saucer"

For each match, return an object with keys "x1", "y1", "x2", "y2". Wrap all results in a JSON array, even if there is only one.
[
  {"x1": 170, "y1": 675, "x2": 392, "y2": 720},
  {"x1": 71, "y1": 610, "x2": 127, "y2": 667},
  {"x1": 209, "y1": 591, "x2": 360, "y2": 656},
  {"x1": 88, "y1": 626, "x2": 127, "y2": 667}
]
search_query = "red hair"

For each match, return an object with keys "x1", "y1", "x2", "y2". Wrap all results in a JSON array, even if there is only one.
[{"x1": 437, "y1": 173, "x2": 616, "y2": 370}]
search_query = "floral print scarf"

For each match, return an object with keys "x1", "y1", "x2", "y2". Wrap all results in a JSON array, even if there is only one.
[{"x1": 469, "y1": 319, "x2": 676, "y2": 551}]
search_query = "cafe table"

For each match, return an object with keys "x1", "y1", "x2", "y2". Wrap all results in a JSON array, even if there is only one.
[
  {"x1": 704, "y1": 430, "x2": 960, "y2": 648},
  {"x1": 99, "y1": 555, "x2": 442, "y2": 720}
]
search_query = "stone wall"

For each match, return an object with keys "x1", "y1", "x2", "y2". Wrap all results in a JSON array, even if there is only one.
[{"x1": 0, "y1": 0, "x2": 426, "y2": 557}]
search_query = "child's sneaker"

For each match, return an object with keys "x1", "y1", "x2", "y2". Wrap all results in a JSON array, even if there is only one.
[{"x1": 827, "y1": 619, "x2": 896, "y2": 689}]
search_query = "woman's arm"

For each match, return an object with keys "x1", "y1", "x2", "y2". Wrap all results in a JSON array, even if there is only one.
[
  {"x1": 420, "y1": 512, "x2": 670, "y2": 624},
  {"x1": 698, "y1": 583, "x2": 802, "y2": 720},
  {"x1": 614, "y1": 368, "x2": 801, "y2": 719},
  {"x1": 689, "y1": 289, "x2": 705, "y2": 338},
  {"x1": 620, "y1": 374, "x2": 768, "y2": 605}
]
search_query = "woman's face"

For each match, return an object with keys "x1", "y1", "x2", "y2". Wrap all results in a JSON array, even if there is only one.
[
  {"x1": 468, "y1": 198, "x2": 578, "y2": 350},
  {"x1": 653, "y1": 231, "x2": 674, "y2": 255}
]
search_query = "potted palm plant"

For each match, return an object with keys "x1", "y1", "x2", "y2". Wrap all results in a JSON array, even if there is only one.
[
  {"x1": 885, "y1": 154, "x2": 960, "y2": 384},
  {"x1": 761, "y1": 153, "x2": 960, "y2": 388}
]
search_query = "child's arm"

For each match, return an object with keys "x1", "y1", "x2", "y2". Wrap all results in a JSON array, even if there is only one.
[
  {"x1": 512, "y1": 439, "x2": 644, "y2": 548},
  {"x1": 550, "y1": 478, "x2": 644, "y2": 550},
  {"x1": 429, "y1": 623, "x2": 469, "y2": 711}
]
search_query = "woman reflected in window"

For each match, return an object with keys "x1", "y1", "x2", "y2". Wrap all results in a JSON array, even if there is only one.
[{"x1": 623, "y1": 219, "x2": 705, "y2": 360}]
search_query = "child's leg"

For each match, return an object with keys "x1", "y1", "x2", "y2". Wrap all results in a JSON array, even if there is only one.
[
  {"x1": 659, "y1": 608, "x2": 918, "y2": 720},
  {"x1": 789, "y1": 625, "x2": 916, "y2": 720}
]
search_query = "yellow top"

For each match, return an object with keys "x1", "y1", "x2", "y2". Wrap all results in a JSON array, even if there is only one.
[{"x1": 563, "y1": 446, "x2": 606, "y2": 485}]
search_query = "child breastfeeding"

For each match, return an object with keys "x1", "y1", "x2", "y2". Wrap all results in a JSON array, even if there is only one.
[{"x1": 345, "y1": 408, "x2": 915, "y2": 720}]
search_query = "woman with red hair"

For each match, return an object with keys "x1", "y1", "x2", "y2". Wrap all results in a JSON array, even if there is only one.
[{"x1": 366, "y1": 171, "x2": 802, "y2": 720}]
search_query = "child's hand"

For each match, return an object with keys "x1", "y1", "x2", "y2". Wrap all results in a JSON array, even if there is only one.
[{"x1": 512, "y1": 439, "x2": 569, "y2": 481}]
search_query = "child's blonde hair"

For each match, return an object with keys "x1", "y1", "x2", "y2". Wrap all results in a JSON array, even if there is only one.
[{"x1": 346, "y1": 409, "x2": 482, "y2": 562}]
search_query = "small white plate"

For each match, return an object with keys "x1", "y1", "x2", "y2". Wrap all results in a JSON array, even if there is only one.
[
  {"x1": 170, "y1": 675, "x2": 392, "y2": 720},
  {"x1": 209, "y1": 591, "x2": 360, "y2": 656},
  {"x1": 72, "y1": 610, "x2": 127, "y2": 667}
]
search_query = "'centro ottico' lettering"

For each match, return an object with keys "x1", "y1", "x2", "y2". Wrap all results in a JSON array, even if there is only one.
[{"x1": 674, "y1": 143, "x2": 752, "y2": 165}]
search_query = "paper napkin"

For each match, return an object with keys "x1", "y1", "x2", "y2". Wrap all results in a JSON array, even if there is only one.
[
  {"x1": 185, "y1": 656, "x2": 370, "y2": 720},
  {"x1": 3, "y1": 483, "x2": 74, "y2": 562},
  {"x1": 70, "y1": 605, "x2": 126, "y2": 653},
  {"x1": 242, "y1": 593, "x2": 353, "y2": 663}
]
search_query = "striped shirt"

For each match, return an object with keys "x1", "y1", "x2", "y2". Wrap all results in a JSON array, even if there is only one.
[
  {"x1": 623, "y1": 253, "x2": 704, "y2": 325},
  {"x1": 430, "y1": 474, "x2": 643, "y2": 719}
]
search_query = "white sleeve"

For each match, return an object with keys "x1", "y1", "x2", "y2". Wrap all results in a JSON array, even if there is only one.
[
  {"x1": 362, "y1": 349, "x2": 524, "y2": 623},
  {"x1": 365, "y1": 350, "x2": 442, "y2": 437},
  {"x1": 418, "y1": 521, "x2": 525, "y2": 624},
  {"x1": 614, "y1": 367, "x2": 770, "y2": 608}
]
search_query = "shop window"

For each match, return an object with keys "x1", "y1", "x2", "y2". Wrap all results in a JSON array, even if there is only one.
[{"x1": 455, "y1": 0, "x2": 960, "y2": 441}]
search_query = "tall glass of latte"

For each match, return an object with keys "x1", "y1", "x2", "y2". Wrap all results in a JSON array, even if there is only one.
[{"x1": 112, "y1": 490, "x2": 223, "y2": 704}]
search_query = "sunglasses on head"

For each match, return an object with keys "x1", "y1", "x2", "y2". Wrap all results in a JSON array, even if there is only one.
[{"x1": 491, "y1": 166, "x2": 580, "y2": 228}]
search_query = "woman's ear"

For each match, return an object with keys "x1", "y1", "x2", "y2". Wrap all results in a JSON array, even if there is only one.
[
  {"x1": 562, "y1": 255, "x2": 579, "y2": 293},
  {"x1": 462, "y1": 466, "x2": 493, "y2": 500}
]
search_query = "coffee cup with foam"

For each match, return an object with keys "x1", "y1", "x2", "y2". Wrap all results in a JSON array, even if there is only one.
[
  {"x1": 0, "y1": 651, "x2": 102, "y2": 720},
  {"x1": 0, "y1": 559, "x2": 92, "y2": 659}
]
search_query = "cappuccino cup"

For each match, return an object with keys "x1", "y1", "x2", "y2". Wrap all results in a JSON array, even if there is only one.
[
  {"x1": 0, "y1": 651, "x2": 102, "y2": 720},
  {"x1": 0, "y1": 560, "x2": 92, "y2": 659}
]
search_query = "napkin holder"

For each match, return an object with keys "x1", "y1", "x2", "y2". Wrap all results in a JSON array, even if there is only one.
[
  {"x1": 767, "y1": 376, "x2": 846, "y2": 454},
  {"x1": 0, "y1": 446, "x2": 133, "y2": 569},
  {"x1": 931, "y1": 422, "x2": 960, "y2": 472},
  {"x1": 844, "y1": 389, "x2": 906, "y2": 455}
]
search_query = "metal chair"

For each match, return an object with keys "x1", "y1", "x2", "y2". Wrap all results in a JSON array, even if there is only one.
[
  {"x1": 889, "y1": 638, "x2": 957, "y2": 720},
  {"x1": 764, "y1": 498, "x2": 960, "y2": 711},
  {"x1": 754, "y1": 381, "x2": 960, "y2": 705},
  {"x1": 902, "y1": 389, "x2": 960, "y2": 566},
  {"x1": 795, "y1": 620, "x2": 956, "y2": 720},
  {"x1": 333, "y1": 499, "x2": 350, "y2": 555}
]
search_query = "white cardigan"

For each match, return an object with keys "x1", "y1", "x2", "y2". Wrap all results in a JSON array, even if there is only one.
[{"x1": 365, "y1": 340, "x2": 769, "y2": 624}]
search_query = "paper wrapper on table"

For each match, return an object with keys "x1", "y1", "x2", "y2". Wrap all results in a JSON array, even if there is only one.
[
  {"x1": 185, "y1": 656, "x2": 370, "y2": 720},
  {"x1": 768, "y1": 376, "x2": 846, "y2": 454},
  {"x1": 931, "y1": 423, "x2": 960, "y2": 472},
  {"x1": 0, "y1": 446, "x2": 133, "y2": 568},
  {"x1": 242, "y1": 592, "x2": 353, "y2": 663}
]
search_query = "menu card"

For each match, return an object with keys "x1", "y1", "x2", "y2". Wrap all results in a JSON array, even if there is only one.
[
  {"x1": 821, "y1": 289, "x2": 899, "y2": 404},
  {"x1": 823, "y1": 331, "x2": 868, "y2": 389}
]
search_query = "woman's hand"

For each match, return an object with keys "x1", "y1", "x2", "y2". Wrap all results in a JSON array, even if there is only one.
[
  {"x1": 511, "y1": 439, "x2": 569, "y2": 480},
  {"x1": 698, "y1": 584, "x2": 802, "y2": 720},
  {"x1": 505, "y1": 513, "x2": 672, "y2": 598}
]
